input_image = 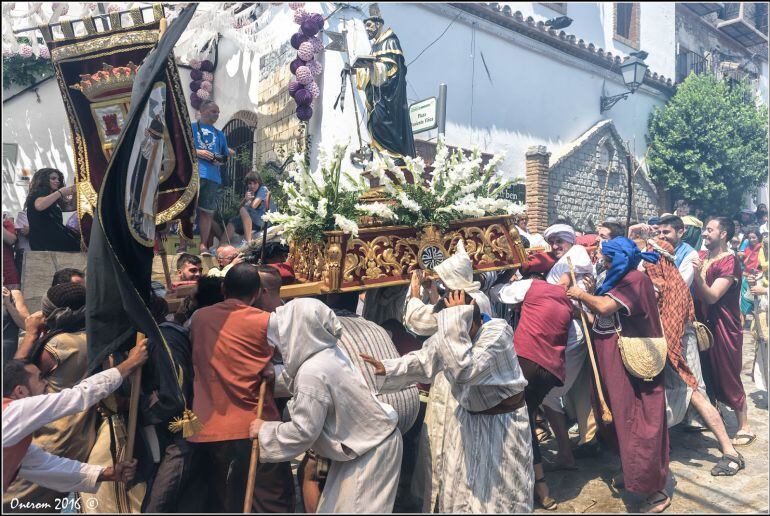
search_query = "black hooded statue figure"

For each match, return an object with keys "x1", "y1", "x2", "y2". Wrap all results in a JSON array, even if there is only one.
[{"x1": 354, "y1": 4, "x2": 416, "y2": 167}]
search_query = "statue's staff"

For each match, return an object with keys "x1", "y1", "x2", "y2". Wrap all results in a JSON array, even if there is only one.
[{"x1": 341, "y1": 21, "x2": 365, "y2": 151}]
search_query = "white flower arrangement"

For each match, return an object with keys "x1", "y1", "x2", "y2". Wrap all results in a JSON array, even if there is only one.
[
  {"x1": 263, "y1": 143, "x2": 367, "y2": 242},
  {"x1": 365, "y1": 135, "x2": 526, "y2": 228},
  {"x1": 333, "y1": 214, "x2": 360, "y2": 237},
  {"x1": 266, "y1": 137, "x2": 526, "y2": 244},
  {"x1": 355, "y1": 202, "x2": 398, "y2": 221}
]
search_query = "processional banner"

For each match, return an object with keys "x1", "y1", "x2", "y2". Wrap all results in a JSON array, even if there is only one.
[{"x1": 43, "y1": 4, "x2": 198, "y2": 247}]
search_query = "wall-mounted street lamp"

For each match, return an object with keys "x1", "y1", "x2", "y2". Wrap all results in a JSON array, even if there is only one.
[{"x1": 600, "y1": 51, "x2": 649, "y2": 113}]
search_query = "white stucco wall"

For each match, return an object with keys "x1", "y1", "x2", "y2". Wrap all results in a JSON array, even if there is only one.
[
  {"x1": 503, "y1": 2, "x2": 676, "y2": 80},
  {"x1": 336, "y1": 2, "x2": 672, "y2": 179},
  {"x1": 2, "y1": 78, "x2": 74, "y2": 217},
  {"x1": 0, "y1": 2, "x2": 692, "y2": 216}
]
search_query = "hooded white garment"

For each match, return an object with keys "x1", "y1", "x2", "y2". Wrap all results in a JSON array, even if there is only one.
[
  {"x1": 402, "y1": 240, "x2": 494, "y2": 510},
  {"x1": 404, "y1": 240, "x2": 493, "y2": 336},
  {"x1": 258, "y1": 298, "x2": 402, "y2": 513},
  {"x1": 518, "y1": 227, "x2": 549, "y2": 250},
  {"x1": 379, "y1": 306, "x2": 533, "y2": 513}
]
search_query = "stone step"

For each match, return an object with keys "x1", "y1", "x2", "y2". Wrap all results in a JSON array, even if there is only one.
[{"x1": 19, "y1": 251, "x2": 217, "y2": 312}]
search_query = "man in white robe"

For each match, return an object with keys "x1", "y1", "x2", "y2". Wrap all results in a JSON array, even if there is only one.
[
  {"x1": 363, "y1": 291, "x2": 533, "y2": 513},
  {"x1": 249, "y1": 298, "x2": 403, "y2": 513},
  {"x1": 402, "y1": 239, "x2": 494, "y2": 511}
]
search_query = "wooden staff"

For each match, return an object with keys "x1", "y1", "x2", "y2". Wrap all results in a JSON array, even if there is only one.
[
  {"x1": 567, "y1": 257, "x2": 613, "y2": 424},
  {"x1": 124, "y1": 333, "x2": 145, "y2": 459},
  {"x1": 157, "y1": 235, "x2": 173, "y2": 291},
  {"x1": 243, "y1": 379, "x2": 268, "y2": 513},
  {"x1": 259, "y1": 192, "x2": 272, "y2": 265}
]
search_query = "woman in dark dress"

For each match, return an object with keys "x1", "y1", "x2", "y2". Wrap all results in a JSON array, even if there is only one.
[{"x1": 25, "y1": 168, "x2": 81, "y2": 252}]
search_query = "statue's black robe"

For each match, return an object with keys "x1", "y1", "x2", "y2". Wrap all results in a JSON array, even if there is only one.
[{"x1": 361, "y1": 28, "x2": 416, "y2": 162}]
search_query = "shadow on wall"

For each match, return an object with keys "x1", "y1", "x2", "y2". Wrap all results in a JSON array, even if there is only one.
[
  {"x1": 2, "y1": 78, "x2": 75, "y2": 215},
  {"x1": 185, "y1": 37, "x2": 261, "y2": 126}
]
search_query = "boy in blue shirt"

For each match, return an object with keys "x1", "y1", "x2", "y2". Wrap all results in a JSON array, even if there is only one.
[{"x1": 192, "y1": 100, "x2": 233, "y2": 255}]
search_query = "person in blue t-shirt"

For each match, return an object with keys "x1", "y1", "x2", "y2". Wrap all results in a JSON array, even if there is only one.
[
  {"x1": 192, "y1": 100, "x2": 233, "y2": 255},
  {"x1": 225, "y1": 172, "x2": 272, "y2": 245}
]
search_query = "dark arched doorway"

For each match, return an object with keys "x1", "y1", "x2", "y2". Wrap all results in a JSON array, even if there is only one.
[{"x1": 220, "y1": 117, "x2": 255, "y2": 217}]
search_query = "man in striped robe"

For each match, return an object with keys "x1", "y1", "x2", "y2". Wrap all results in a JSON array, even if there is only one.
[{"x1": 363, "y1": 291, "x2": 533, "y2": 513}]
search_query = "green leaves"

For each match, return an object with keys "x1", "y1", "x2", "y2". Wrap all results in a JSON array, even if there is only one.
[
  {"x1": 647, "y1": 73, "x2": 768, "y2": 215},
  {"x1": 2, "y1": 54, "x2": 54, "y2": 89}
]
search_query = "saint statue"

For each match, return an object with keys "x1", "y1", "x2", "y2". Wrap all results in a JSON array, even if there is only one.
[
  {"x1": 125, "y1": 83, "x2": 166, "y2": 245},
  {"x1": 354, "y1": 4, "x2": 416, "y2": 169}
]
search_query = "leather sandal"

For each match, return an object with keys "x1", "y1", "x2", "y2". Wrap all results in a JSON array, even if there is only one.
[
  {"x1": 711, "y1": 452, "x2": 745, "y2": 476},
  {"x1": 732, "y1": 433, "x2": 757, "y2": 447},
  {"x1": 639, "y1": 490, "x2": 670, "y2": 513},
  {"x1": 534, "y1": 477, "x2": 558, "y2": 511}
]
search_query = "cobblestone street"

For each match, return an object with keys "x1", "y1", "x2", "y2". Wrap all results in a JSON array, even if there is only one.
[{"x1": 536, "y1": 331, "x2": 769, "y2": 513}]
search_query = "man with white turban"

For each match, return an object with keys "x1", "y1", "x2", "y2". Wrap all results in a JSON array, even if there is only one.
[
  {"x1": 402, "y1": 240, "x2": 495, "y2": 510},
  {"x1": 540, "y1": 223, "x2": 597, "y2": 470},
  {"x1": 249, "y1": 298, "x2": 403, "y2": 513}
]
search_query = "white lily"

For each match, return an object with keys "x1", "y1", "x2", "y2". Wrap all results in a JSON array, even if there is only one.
[{"x1": 334, "y1": 213, "x2": 360, "y2": 236}]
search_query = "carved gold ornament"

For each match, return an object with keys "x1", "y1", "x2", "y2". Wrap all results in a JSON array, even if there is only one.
[{"x1": 290, "y1": 215, "x2": 526, "y2": 294}]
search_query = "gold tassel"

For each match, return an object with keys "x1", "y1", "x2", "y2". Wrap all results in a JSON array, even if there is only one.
[{"x1": 168, "y1": 409, "x2": 204, "y2": 438}]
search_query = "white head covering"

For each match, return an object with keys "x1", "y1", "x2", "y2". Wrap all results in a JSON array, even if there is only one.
[
  {"x1": 434, "y1": 239, "x2": 481, "y2": 292},
  {"x1": 543, "y1": 224, "x2": 576, "y2": 244},
  {"x1": 547, "y1": 244, "x2": 595, "y2": 285},
  {"x1": 433, "y1": 240, "x2": 492, "y2": 315},
  {"x1": 272, "y1": 298, "x2": 342, "y2": 378}
]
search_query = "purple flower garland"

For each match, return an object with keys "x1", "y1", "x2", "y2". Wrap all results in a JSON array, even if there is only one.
[
  {"x1": 188, "y1": 58, "x2": 215, "y2": 111},
  {"x1": 288, "y1": 3, "x2": 324, "y2": 122}
]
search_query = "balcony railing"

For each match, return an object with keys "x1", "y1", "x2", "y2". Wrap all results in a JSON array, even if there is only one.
[{"x1": 676, "y1": 49, "x2": 709, "y2": 83}]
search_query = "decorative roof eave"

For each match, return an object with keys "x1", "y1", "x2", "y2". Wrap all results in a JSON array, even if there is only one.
[
  {"x1": 549, "y1": 118, "x2": 658, "y2": 190},
  {"x1": 549, "y1": 119, "x2": 614, "y2": 169},
  {"x1": 448, "y1": 3, "x2": 676, "y2": 96}
]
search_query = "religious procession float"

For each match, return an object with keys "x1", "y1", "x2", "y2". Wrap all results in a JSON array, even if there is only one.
[
  {"x1": 267, "y1": 3, "x2": 528, "y2": 296},
  {"x1": 3, "y1": 2, "x2": 528, "y2": 300},
  {"x1": 269, "y1": 141, "x2": 528, "y2": 295}
]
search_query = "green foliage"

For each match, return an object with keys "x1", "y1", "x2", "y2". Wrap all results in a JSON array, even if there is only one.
[
  {"x1": 2, "y1": 54, "x2": 54, "y2": 89},
  {"x1": 2, "y1": 36, "x2": 54, "y2": 90},
  {"x1": 647, "y1": 73, "x2": 768, "y2": 215}
]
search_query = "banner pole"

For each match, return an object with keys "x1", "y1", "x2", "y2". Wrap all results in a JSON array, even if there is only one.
[{"x1": 124, "y1": 332, "x2": 145, "y2": 460}]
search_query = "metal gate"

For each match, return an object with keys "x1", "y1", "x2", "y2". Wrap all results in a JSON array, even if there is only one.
[{"x1": 219, "y1": 118, "x2": 255, "y2": 217}]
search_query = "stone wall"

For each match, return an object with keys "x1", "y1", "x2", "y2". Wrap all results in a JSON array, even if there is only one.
[
  {"x1": 525, "y1": 120, "x2": 659, "y2": 233},
  {"x1": 255, "y1": 42, "x2": 305, "y2": 167}
]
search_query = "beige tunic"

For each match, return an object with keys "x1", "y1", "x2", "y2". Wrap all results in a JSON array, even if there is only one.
[{"x1": 3, "y1": 332, "x2": 98, "y2": 511}]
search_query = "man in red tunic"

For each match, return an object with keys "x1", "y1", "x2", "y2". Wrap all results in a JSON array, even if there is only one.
[
  {"x1": 692, "y1": 217, "x2": 755, "y2": 447},
  {"x1": 567, "y1": 237, "x2": 670, "y2": 513}
]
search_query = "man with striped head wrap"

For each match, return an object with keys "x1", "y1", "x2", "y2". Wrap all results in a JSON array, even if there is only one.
[{"x1": 642, "y1": 239, "x2": 744, "y2": 477}]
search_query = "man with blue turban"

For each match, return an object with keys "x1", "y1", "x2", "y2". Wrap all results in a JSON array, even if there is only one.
[{"x1": 566, "y1": 237, "x2": 671, "y2": 513}]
